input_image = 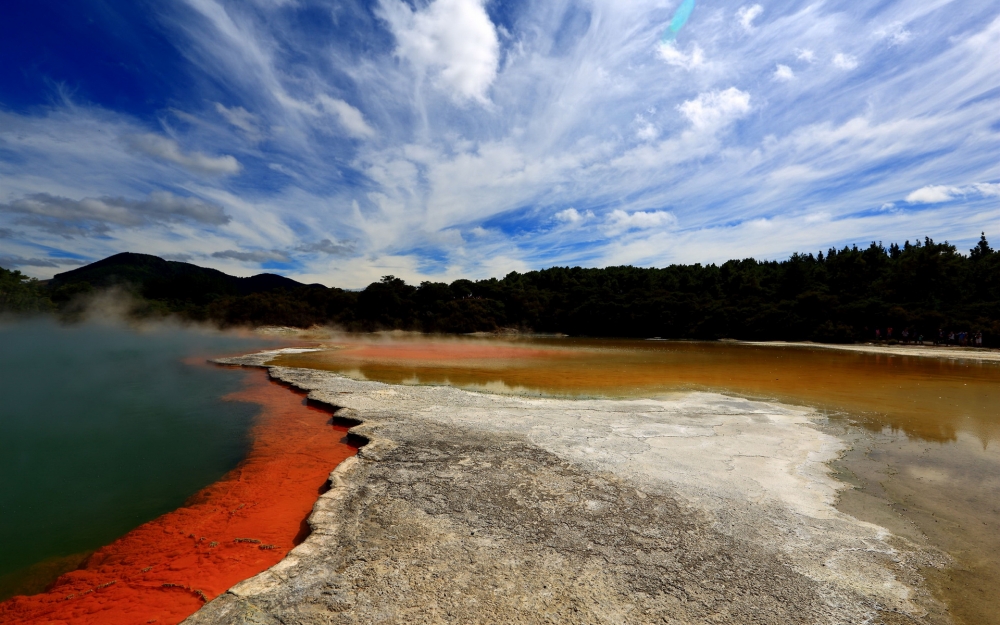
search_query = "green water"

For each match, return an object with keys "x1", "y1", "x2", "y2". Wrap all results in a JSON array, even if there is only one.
[{"x1": 0, "y1": 318, "x2": 272, "y2": 597}]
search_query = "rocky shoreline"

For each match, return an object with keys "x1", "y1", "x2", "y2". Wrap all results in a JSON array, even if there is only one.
[{"x1": 186, "y1": 351, "x2": 952, "y2": 624}]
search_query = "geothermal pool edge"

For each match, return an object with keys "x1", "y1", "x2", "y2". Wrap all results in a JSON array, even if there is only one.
[{"x1": 185, "y1": 350, "x2": 953, "y2": 625}]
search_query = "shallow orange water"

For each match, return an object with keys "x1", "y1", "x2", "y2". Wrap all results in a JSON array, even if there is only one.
[
  {"x1": 273, "y1": 337, "x2": 1000, "y2": 446},
  {"x1": 0, "y1": 368, "x2": 357, "y2": 625}
]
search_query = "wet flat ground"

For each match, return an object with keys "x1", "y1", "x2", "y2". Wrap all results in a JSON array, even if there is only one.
[{"x1": 271, "y1": 335, "x2": 1000, "y2": 625}]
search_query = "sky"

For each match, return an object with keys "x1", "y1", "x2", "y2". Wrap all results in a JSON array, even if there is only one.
[{"x1": 0, "y1": 0, "x2": 998, "y2": 287}]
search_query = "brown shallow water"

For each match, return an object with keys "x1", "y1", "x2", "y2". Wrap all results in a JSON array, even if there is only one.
[{"x1": 272, "y1": 335, "x2": 1000, "y2": 625}]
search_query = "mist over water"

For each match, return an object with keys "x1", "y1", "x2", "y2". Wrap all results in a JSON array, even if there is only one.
[{"x1": 0, "y1": 318, "x2": 272, "y2": 597}]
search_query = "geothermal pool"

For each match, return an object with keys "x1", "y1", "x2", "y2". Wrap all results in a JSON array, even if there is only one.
[
  {"x1": 0, "y1": 319, "x2": 269, "y2": 601},
  {"x1": 271, "y1": 335, "x2": 1000, "y2": 625},
  {"x1": 0, "y1": 320, "x2": 357, "y2": 625}
]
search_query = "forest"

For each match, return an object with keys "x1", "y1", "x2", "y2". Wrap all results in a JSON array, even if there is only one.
[{"x1": 2, "y1": 234, "x2": 998, "y2": 346}]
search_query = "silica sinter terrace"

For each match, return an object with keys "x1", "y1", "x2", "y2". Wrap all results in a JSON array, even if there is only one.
[
  {"x1": 271, "y1": 335, "x2": 1000, "y2": 625},
  {"x1": 0, "y1": 319, "x2": 271, "y2": 600}
]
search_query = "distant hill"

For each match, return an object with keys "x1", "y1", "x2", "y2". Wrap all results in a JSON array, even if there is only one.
[
  {"x1": 50, "y1": 252, "x2": 309, "y2": 303},
  {"x1": 39, "y1": 252, "x2": 345, "y2": 327}
]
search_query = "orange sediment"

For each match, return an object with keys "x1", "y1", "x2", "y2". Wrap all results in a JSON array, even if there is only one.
[{"x1": 0, "y1": 368, "x2": 357, "y2": 625}]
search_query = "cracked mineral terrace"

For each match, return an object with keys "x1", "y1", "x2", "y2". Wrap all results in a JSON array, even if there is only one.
[{"x1": 186, "y1": 350, "x2": 950, "y2": 624}]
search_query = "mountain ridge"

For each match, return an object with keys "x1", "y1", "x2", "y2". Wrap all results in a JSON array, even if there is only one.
[{"x1": 50, "y1": 252, "x2": 313, "y2": 299}]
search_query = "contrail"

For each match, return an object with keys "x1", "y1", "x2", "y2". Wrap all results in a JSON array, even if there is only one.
[{"x1": 662, "y1": 0, "x2": 697, "y2": 43}]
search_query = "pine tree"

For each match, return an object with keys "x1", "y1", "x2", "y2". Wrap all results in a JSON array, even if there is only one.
[{"x1": 970, "y1": 232, "x2": 993, "y2": 260}]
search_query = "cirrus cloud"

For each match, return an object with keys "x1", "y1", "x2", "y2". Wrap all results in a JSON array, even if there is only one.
[
  {"x1": 0, "y1": 255, "x2": 88, "y2": 269},
  {"x1": 211, "y1": 249, "x2": 291, "y2": 263},
  {"x1": 125, "y1": 134, "x2": 241, "y2": 175},
  {"x1": 906, "y1": 183, "x2": 1000, "y2": 204},
  {"x1": 296, "y1": 238, "x2": 356, "y2": 256},
  {"x1": 214, "y1": 102, "x2": 261, "y2": 139}
]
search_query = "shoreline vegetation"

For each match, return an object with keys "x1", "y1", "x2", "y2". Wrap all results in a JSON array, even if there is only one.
[{"x1": 2, "y1": 233, "x2": 999, "y2": 346}]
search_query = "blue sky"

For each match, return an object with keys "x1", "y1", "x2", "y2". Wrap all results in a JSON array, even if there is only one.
[{"x1": 1, "y1": 0, "x2": 998, "y2": 286}]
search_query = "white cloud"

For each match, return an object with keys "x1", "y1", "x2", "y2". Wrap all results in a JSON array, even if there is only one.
[
  {"x1": 796, "y1": 49, "x2": 816, "y2": 63},
  {"x1": 636, "y1": 123, "x2": 659, "y2": 141},
  {"x1": 606, "y1": 209, "x2": 677, "y2": 232},
  {"x1": 906, "y1": 183, "x2": 1000, "y2": 204},
  {"x1": 973, "y1": 183, "x2": 1000, "y2": 197},
  {"x1": 905, "y1": 185, "x2": 961, "y2": 203},
  {"x1": 678, "y1": 87, "x2": 751, "y2": 131},
  {"x1": 737, "y1": 4, "x2": 764, "y2": 31},
  {"x1": 267, "y1": 162, "x2": 298, "y2": 178},
  {"x1": 633, "y1": 114, "x2": 659, "y2": 141},
  {"x1": 803, "y1": 211, "x2": 832, "y2": 223},
  {"x1": 317, "y1": 96, "x2": 376, "y2": 138},
  {"x1": 773, "y1": 64, "x2": 795, "y2": 81},
  {"x1": 214, "y1": 102, "x2": 260, "y2": 138},
  {"x1": 657, "y1": 42, "x2": 706, "y2": 70},
  {"x1": 555, "y1": 208, "x2": 594, "y2": 224},
  {"x1": 271, "y1": 92, "x2": 375, "y2": 139},
  {"x1": 379, "y1": 0, "x2": 499, "y2": 102},
  {"x1": 125, "y1": 133, "x2": 242, "y2": 175},
  {"x1": 874, "y1": 22, "x2": 913, "y2": 46},
  {"x1": 832, "y1": 53, "x2": 859, "y2": 70}
]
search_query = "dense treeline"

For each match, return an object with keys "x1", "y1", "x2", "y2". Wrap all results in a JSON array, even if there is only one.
[
  {"x1": 3, "y1": 235, "x2": 999, "y2": 346},
  {"x1": 0, "y1": 267, "x2": 54, "y2": 314}
]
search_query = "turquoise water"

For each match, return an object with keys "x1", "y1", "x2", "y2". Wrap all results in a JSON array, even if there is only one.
[{"x1": 0, "y1": 318, "x2": 272, "y2": 594}]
